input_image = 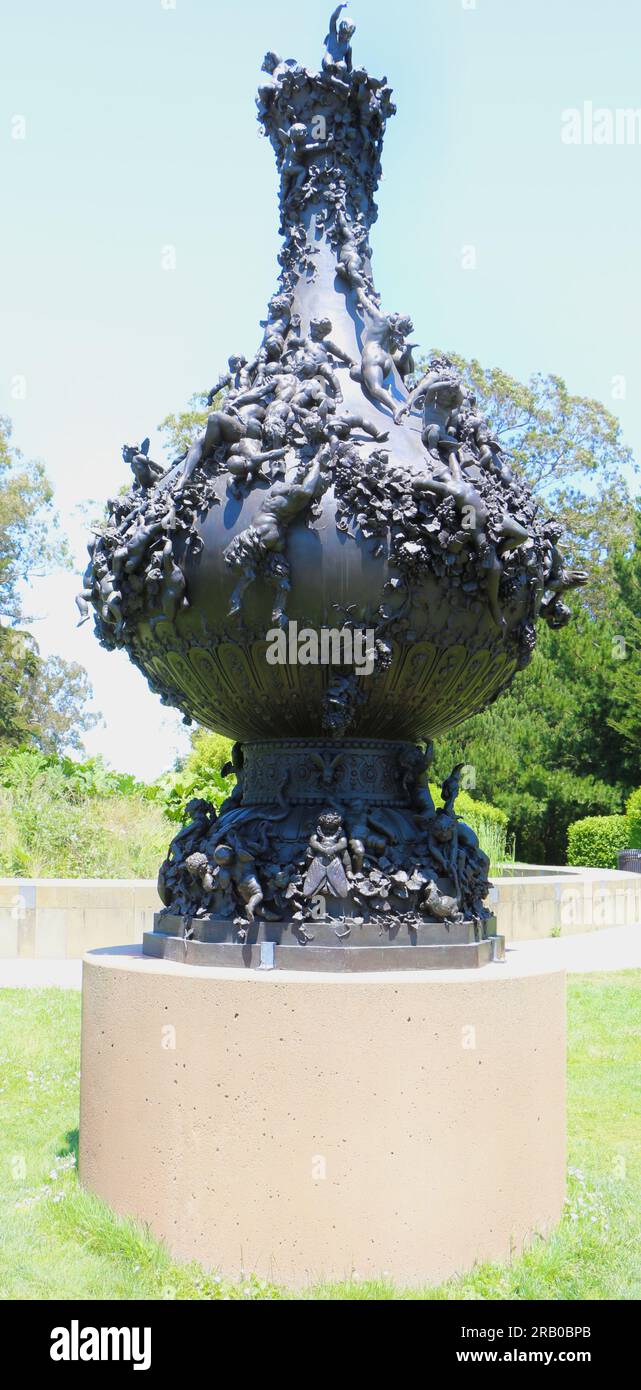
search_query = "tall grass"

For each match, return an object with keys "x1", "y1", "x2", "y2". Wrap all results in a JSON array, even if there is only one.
[
  {"x1": 0, "y1": 787, "x2": 171, "y2": 879},
  {"x1": 475, "y1": 818, "x2": 516, "y2": 876}
]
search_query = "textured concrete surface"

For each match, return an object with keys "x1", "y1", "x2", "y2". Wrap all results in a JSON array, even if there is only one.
[
  {"x1": 79, "y1": 945, "x2": 566, "y2": 1287},
  {"x1": 2, "y1": 868, "x2": 639, "y2": 959}
]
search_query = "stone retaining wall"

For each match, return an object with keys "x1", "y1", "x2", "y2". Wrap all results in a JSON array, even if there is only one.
[{"x1": 0, "y1": 866, "x2": 639, "y2": 959}]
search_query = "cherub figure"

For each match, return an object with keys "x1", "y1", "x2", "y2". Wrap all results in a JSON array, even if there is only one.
[
  {"x1": 335, "y1": 211, "x2": 367, "y2": 290},
  {"x1": 224, "y1": 454, "x2": 327, "y2": 621},
  {"x1": 278, "y1": 122, "x2": 335, "y2": 202},
  {"x1": 539, "y1": 521, "x2": 588, "y2": 628},
  {"x1": 458, "y1": 394, "x2": 514, "y2": 483},
  {"x1": 183, "y1": 852, "x2": 216, "y2": 916},
  {"x1": 158, "y1": 539, "x2": 188, "y2": 623},
  {"x1": 351, "y1": 287, "x2": 414, "y2": 416},
  {"x1": 394, "y1": 362, "x2": 464, "y2": 477},
  {"x1": 117, "y1": 513, "x2": 165, "y2": 574},
  {"x1": 225, "y1": 438, "x2": 289, "y2": 492},
  {"x1": 326, "y1": 407, "x2": 389, "y2": 444},
  {"x1": 157, "y1": 799, "x2": 217, "y2": 907},
  {"x1": 286, "y1": 339, "x2": 343, "y2": 402},
  {"x1": 261, "y1": 292, "x2": 293, "y2": 364},
  {"x1": 212, "y1": 842, "x2": 264, "y2": 924},
  {"x1": 207, "y1": 355, "x2": 250, "y2": 406},
  {"x1": 425, "y1": 809, "x2": 461, "y2": 899},
  {"x1": 308, "y1": 316, "x2": 355, "y2": 367},
  {"x1": 399, "y1": 741, "x2": 434, "y2": 800},
  {"x1": 441, "y1": 762, "x2": 465, "y2": 816},
  {"x1": 323, "y1": 5, "x2": 356, "y2": 73},
  {"x1": 256, "y1": 51, "x2": 303, "y2": 117},
  {"x1": 122, "y1": 438, "x2": 165, "y2": 491},
  {"x1": 177, "y1": 405, "x2": 264, "y2": 489}
]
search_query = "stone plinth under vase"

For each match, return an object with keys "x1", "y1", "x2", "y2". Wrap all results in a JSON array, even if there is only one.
[{"x1": 79, "y1": 946, "x2": 566, "y2": 1288}]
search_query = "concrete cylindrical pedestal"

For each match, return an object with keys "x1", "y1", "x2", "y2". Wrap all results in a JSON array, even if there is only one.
[{"x1": 79, "y1": 945, "x2": 566, "y2": 1289}]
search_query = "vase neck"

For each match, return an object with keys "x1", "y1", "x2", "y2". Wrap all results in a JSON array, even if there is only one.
[{"x1": 257, "y1": 42, "x2": 396, "y2": 298}]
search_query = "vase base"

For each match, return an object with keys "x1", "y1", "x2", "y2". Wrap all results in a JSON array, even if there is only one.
[{"x1": 143, "y1": 914, "x2": 505, "y2": 971}]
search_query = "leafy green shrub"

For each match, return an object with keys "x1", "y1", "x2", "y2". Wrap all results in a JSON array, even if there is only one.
[
  {"x1": 567, "y1": 815, "x2": 630, "y2": 869},
  {"x1": 625, "y1": 788, "x2": 641, "y2": 849},
  {"x1": 151, "y1": 731, "x2": 234, "y2": 822},
  {"x1": 0, "y1": 745, "x2": 153, "y2": 801}
]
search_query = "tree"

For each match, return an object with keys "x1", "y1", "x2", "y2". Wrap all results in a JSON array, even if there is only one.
[
  {"x1": 0, "y1": 416, "x2": 99, "y2": 753},
  {"x1": 0, "y1": 414, "x2": 69, "y2": 620},
  {"x1": 18, "y1": 653, "x2": 101, "y2": 754},
  {"x1": 609, "y1": 501, "x2": 641, "y2": 750},
  {"x1": 418, "y1": 356, "x2": 636, "y2": 615},
  {"x1": 433, "y1": 605, "x2": 632, "y2": 863},
  {"x1": 158, "y1": 391, "x2": 216, "y2": 458}
]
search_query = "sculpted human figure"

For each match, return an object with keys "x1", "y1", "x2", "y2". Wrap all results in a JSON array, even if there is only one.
[
  {"x1": 207, "y1": 354, "x2": 251, "y2": 406},
  {"x1": 323, "y1": 5, "x2": 356, "y2": 73},
  {"x1": 256, "y1": 51, "x2": 303, "y2": 118},
  {"x1": 240, "y1": 293, "x2": 293, "y2": 384},
  {"x1": 457, "y1": 394, "x2": 514, "y2": 483},
  {"x1": 183, "y1": 852, "x2": 216, "y2": 916},
  {"x1": 158, "y1": 539, "x2": 188, "y2": 623},
  {"x1": 115, "y1": 513, "x2": 165, "y2": 574},
  {"x1": 539, "y1": 520, "x2": 589, "y2": 627},
  {"x1": 325, "y1": 405, "x2": 389, "y2": 444},
  {"x1": 212, "y1": 843, "x2": 264, "y2": 924},
  {"x1": 224, "y1": 454, "x2": 327, "y2": 620},
  {"x1": 441, "y1": 762, "x2": 465, "y2": 816},
  {"x1": 157, "y1": 799, "x2": 217, "y2": 908},
  {"x1": 250, "y1": 454, "x2": 326, "y2": 550},
  {"x1": 351, "y1": 287, "x2": 414, "y2": 416},
  {"x1": 335, "y1": 211, "x2": 367, "y2": 289},
  {"x1": 308, "y1": 316, "x2": 355, "y2": 367},
  {"x1": 122, "y1": 439, "x2": 165, "y2": 491},
  {"x1": 176, "y1": 402, "x2": 267, "y2": 489},
  {"x1": 395, "y1": 363, "x2": 465, "y2": 477},
  {"x1": 425, "y1": 809, "x2": 461, "y2": 899},
  {"x1": 278, "y1": 122, "x2": 335, "y2": 202},
  {"x1": 225, "y1": 438, "x2": 289, "y2": 490},
  {"x1": 303, "y1": 809, "x2": 352, "y2": 897},
  {"x1": 286, "y1": 339, "x2": 343, "y2": 402},
  {"x1": 97, "y1": 566, "x2": 124, "y2": 637},
  {"x1": 399, "y1": 741, "x2": 434, "y2": 800}
]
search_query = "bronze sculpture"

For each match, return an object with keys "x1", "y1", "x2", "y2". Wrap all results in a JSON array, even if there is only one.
[{"x1": 80, "y1": 11, "x2": 585, "y2": 968}]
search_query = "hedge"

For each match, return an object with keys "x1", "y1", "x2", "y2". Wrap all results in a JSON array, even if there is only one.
[
  {"x1": 625, "y1": 788, "x2": 641, "y2": 849},
  {"x1": 428, "y1": 784, "x2": 507, "y2": 828},
  {"x1": 566, "y1": 815, "x2": 631, "y2": 869}
]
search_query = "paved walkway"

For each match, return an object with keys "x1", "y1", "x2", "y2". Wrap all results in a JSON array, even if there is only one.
[
  {"x1": 0, "y1": 959, "x2": 83, "y2": 989},
  {"x1": 507, "y1": 923, "x2": 641, "y2": 974},
  {"x1": 1, "y1": 924, "x2": 640, "y2": 989}
]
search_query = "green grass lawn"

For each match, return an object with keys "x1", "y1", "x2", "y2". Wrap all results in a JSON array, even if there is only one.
[{"x1": 0, "y1": 972, "x2": 640, "y2": 1300}]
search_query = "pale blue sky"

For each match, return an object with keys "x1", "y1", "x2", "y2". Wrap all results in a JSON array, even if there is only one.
[{"x1": 2, "y1": 0, "x2": 640, "y2": 778}]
